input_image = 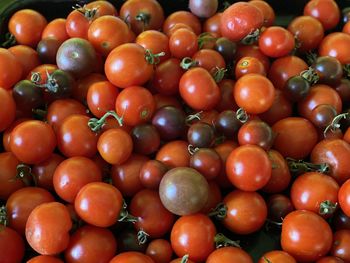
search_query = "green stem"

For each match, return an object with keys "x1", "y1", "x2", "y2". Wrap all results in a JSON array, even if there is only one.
[
  {"x1": 214, "y1": 233, "x2": 241, "y2": 248},
  {"x1": 241, "y1": 28, "x2": 261, "y2": 45},
  {"x1": 300, "y1": 67, "x2": 319, "y2": 85},
  {"x1": 118, "y1": 201, "x2": 138, "y2": 223},
  {"x1": 187, "y1": 144, "x2": 199, "y2": 155},
  {"x1": 72, "y1": 4, "x2": 98, "y2": 20},
  {"x1": 135, "y1": 12, "x2": 151, "y2": 32},
  {"x1": 180, "y1": 57, "x2": 198, "y2": 70},
  {"x1": 236, "y1": 108, "x2": 249, "y2": 123},
  {"x1": 185, "y1": 111, "x2": 202, "y2": 124},
  {"x1": 212, "y1": 67, "x2": 227, "y2": 83},
  {"x1": 137, "y1": 229, "x2": 150, "y2": 245},
  {"x1": 0, "y1": 206, "x2": 8, "y2": 226},
  {"x1": 16, "y1": 164, "x2": 34, "y2": 186},
  {"x1": 264, "y1": 256, "x2": 272, "y2": 263},
  {"x1": 88, "y1": 111, "x2": 123, "y2": 132},
  {"x1": 31, "y1": 72, "x2": 42, "y2": 84},
  {"x1": 324, "y1": 112, "x2": 349, "y2": 138},
  {"x1": 145, "y1": 49, "x2": 165, "y2": 65},
  {"x1": 208, "y1": 203, "x2": 227, "y2": 220},
  {"x1": 1, "y1": 32, "x2": 16, "y2": 48},
  {"x1": 180, "y1": 255, "x2": 189, "y2": 263},
  {"x1": 286, "y1": 158, "x2": 330, "y2": 174},
  {"x1": 319, "y1": 200, "x2": 338, "y2": 216},
  {"x1": 198, "y1": 32, "x2": 217, "y2": 49}
]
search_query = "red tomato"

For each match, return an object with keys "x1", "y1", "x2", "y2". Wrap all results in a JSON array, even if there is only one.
[
  {"x1": 0, "y1": 226, "x2": 25, "y2": 263},
  {"x1": 163, "y1": 11, "x2": 201, "y2": 36},
  {"x1": 136, "y1": 30, "x2": 170, "y2": 63},
  {"x1": 258, "y1": 250, "x2": 296, "y2": 263},
  {"x1": 0, "y1": 48, "x2": 23, "y2": 89},
  {"x1": 8, "y1": 45, "x2": 40, "y2": 78},
  {"x1": 146, "y1": 239, "x2": 173, "y2": 263},
  {"x1": 249, "y1": 0, "x2": 275, "y2": 27},
  {"x1": 171, "y1": 214, "x2": 216, "y2": 262},
  {"x1": 0, "y1": 88, "x2": 16, "y2": 132},
  {"x1": 281, "y1": 210, "x2": 333, "y2": 262},
  {"x1": 339, "y1": 179, "x2": 350, "y2": 217},
  {"x1": 330, "y1": 230, "x2": 350, "y2": 262},
  {"x1": 110, "y1": 252, "x2": 155, "y2": 263},
  {"x1": 27, "y1": 255, "x2": 64, "y2": 263},
  {"x1": 42, "y1": 18, "x2": 69, "y2": 42},
  {"x1": 207, "y1": 247, "x2": 253, "y2": 263},
  {"x1": 169, "y1": 28, "x2": 198, "y2": 59},
  {"x1": 203, "y1": 12, "x2": 222, "y2": 36},
  {"x1": 319, "y1": 33, "x2": 350, "y2": 65},
  {"x1": 220, "y1": 2, "x2": 264, "y2": 42},
  {"x1": 235, "y1": 56, "x2": 266, "y2": 78},
  {"x1": 235, "y1": 44, "x2": 270, "y2": 73},
  {"x1": 156, "y1": 140, "x2": 191, "y2": 168},
  {"x1": 26, "y1": 202, "x2": 72, "y2": 255}
]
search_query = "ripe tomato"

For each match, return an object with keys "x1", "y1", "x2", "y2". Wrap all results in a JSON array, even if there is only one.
[
  {"x1": 235, "y1": 44, "x2": 270, "y2": 73},
  {"x1": 203, "y1": 12, "x2": 222, "y2": 35},
  {"x1": 130, "y1": 189, "x2": 175, "y2": 238},
  {"x1": 53, "y1": 156, "x2": 102, "y2": 203},
  {"x1": 339, "y1": 179, "x2": 350, "y2": 217},
  {"x1": 163, "y1": 11, "x2": 201, "y2": 36},
  {"x1": 272, "y1": 117, "x2": 318, "y2": 159},
  {"x1": 105, "y1": 43, "x2": 154, "y2": 89},
  {"x1": 97, "y1": 128, "x2": 133, "y2": 165},
  {"x1": 9, "y1": 9, "x2": 47, "y2": 47},
  {"x1": 73, "y1": 73, "x2": 106, "y2": 102},
  {"x1": 156, "y1": 140, "x2": 191, "y2": 168},
  {"x1": 109, "y1": 252, "x2": 155, "y2": 263},
  {"x1": 136, "y1": 30, "x2": 170, "y2": 63},
  {"x1": 319, "y1": 33, "x2": 350, "y2": 65},
  {"x1": 64, "y1": 225, "x2": 117, "y2": 263},
  {"x1": 234, "y1": 73, "x2": 275, "y2": 114},
  {"x1": 179, "y1": 67, "x2": 220, "y2": 111},
  {"x1": 57, "y1": 114, "x2": 99, "y2": 158},
  {"x1": 169, "y1": 28, "x2": 198, "y2": 59},
  {"x1": 8, "y1": 45, "x2": 40, "y2": 78},
  {"x1": 27, "y1": 255, "x2": 64, "y2": 263},
  {"x1": 222, "y1": 190, "x2": 267, "y2": 234},
  {"x1": 146, "y1": 239, "x2": 173, "y2": 263},
  {"x1": 281, "y1": 210, "x2": 333, "y2": 262},
  {"x1": 6, "y1": 187, "x2": 55, "y2": 235},
  {"x1": 220, "y1": 2, "x2": 264, "y2": 42},
  {"x1": 75, "y1": 182, "x2": 123, "y2": 227},
  {"x1": 0, "y1": 48, "x2": 23, "y2": 89},
  {"x1": 26, "y1": 202, "x2": 72, "y2": 255},
  {"x1": 10, "y1": 120, "x2": 56, "y2": 164},
  {"x1": 0, "y1": 225, "x2": 25, "y2": 263},
  {"x1": 249, "y1": 0, "x2": 275, "y2": 27},
  {"x1": 316, "y1": 256, "x2": 345, "y2": 263},
  {"x1": 0, "y1": 88, "x2": 16, "y2": 132},
  {"x1": 207, "y1": 246, "x2": 253, "y2": 263},
  {"x1": 258, "y1": 250, "x2": 296, "y2": 263},
  {"x1": 171, "y1": 213, "x2": 216, "y2": 262},
  {"x1": 259, "y1": 26, "x2": 295, "y2": 58},
  {"x1": 235, "y1": 56, "x2": 266, "y2": 78},
  {"x1": 226, "y1": 144, "x2": 271, "y2": 191},
  {"x1": 42, "y1": 18, "x2": 69, "y2": 42}
]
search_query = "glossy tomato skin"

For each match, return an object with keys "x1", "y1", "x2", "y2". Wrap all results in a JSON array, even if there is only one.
[
  {"x1": 169, "y1": 28, "x2": 198, "y2": 59},
  {"x1": 0, "y1": 226, "x2": 25, "y2": 263},
  {"x1": 64, "y1": 225, "x2": 117, "y2": 263},
  {"x1": 206, "y1": 246, "x2": 253, "y2": 263},
  {"x1": 171, "y1": 214, "x2": 216, "y2": 262},
  {"x1": 105, "y1": 43, "x2": 154, "y2": 89},
  {"x1": 234, "y1": 73, "x2": 275, "y2": 114},
  {"x1": 10, "y1": 120, "x2": 56, "y2": 164},
  {"x1": 331, "y1": 230, "x2": 350, "y2": 262},
  {"x1": 220, "y1": 2, "x2": 264, "y2": 42},
  {"x1": 6, "y1": 187, "x2": 55, "y2": 235},
  {"x1": 8, "y1": 45, "x2": 41, "y2": 79},
  {"x1": 179, "y1": 67, "x2": 220, "y2": 111},
  {"x1": 109, "y1": 252, "x2": 155, "y2": 263},
  {"x1": 27, "y1": 255, "x2": 64, "y2": 263},
  {"x1": 26, "y1": 202, "x2": 72, "y2": 255},
  {"x1": 319, "y1": 33, "x2": 350, "y2": 65},
  {"x1": 339, "y1": 179, "x2": 350, "y2": 217},
  {"x1": 281, "y1": 210, "x2": 333, "y2": 262},
  {"x1": 222, "y1": 190, "x2": 267, "y2": 235},
  {"x1": 0, "y1": 88, "x2": 16, "y2": 132},
  {"x1": 42, "y1": 18, "x2": 69, "y2": 42},
  {"x1": 316, "y1": 256, "x2": 345, "y2": 263},
  {"x1": 258, "y1": 250, "x2": 296, "y2": 263},
  {"x1": 146, "y1": 239, "x2": 173, "y2": 263},
  {"x1": 0, "y1": 48, "x2": 23, "y2": 90},
  {"x1": 226, "y1": 145, "x2": 271, "y2": 191}
]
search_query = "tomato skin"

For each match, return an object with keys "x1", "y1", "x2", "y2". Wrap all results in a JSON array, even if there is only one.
[
  {"x1": 163, "y1": 11, "x2": 201, "y2": 36},
  {"x1": 10, "y1": 120, "x2": 56, "y2": 165},
  {"x1": 8, "y1": 45, "x2": 41, "y2": 79},
  {"x1": 330, "y1": 230, "x2": 350, "y2": 262},
  {"x1": 234, "y1": 73, "x2": 275, "y2": 114},
  {"x1": 156, "y1": 140, "x2": 191, "y2": 168},
  {"x1": 0, "y1": 48, "x2": 23, "y2": 90},
  {"x1": 222, "y1": 190, "x2": 267, "y2": 235},
  {"x1": 179, "y1": 67, "x2": 220, "y2": 111},
  {"x1": 0, "y1": 226, "x2": 25, "y2": 263},
  {"x1": 226, "y1": 145, "x2": 271, "y2": 191},
  {"x1": 249, "y1": 0, "x2": 275, "y2": 27},
  {"x1": 27, "y1": 255, "x2": 64, "y2": 263},
  {"x1": 169, "y1": 28, "x2": 198, "y2": 59},
  {"x1": 258, "y1": 250, "x2": 296, "y2": 263},
  {"x1": 9, "y1": 9, "x2": 47, "y2": 47},
  {"x1": 64, "y1": 225, "x2": 117, "y2": 263},
  {"x1": 146, "y1": 239, "x2": 173, "y2": 263},
  {"x1": 235, "y1": 56, "x2": 266, "y2": 78},
  {"x1": 220, "y1": 2, "x2": 264, "y2": 42},
  {"x1": 281, "y1": 210, "x2": 333, "y2": 262},
  {"x1": 319, "y1": 33, "x2": 350, "y2": 65},
  {"x1": 25, "y1": 202, "x2": 72, "y2": 255},
  {"x1": 171, "y1": 214, "x2": 216, "y2": 262},
  {"x1": 42, "y1": 18, "x2": 69, "y2": 42},
  {"x1": 109, "y1": 252, "x2": 155, "y2": 263},
  {"x1": 316, "y1": 256, "x2": 345, "y2": 263},
  {"x1": 207, "y1": 246, "x2": 253, "y2": 263},
  {"x1": 339, "y1": 179, "x2": 350, "y2": 217},
  {"x1": 6, "y1": 187, "x2": 55, "y2": 235},
  {"x1": 0, "y1": 88, "x2": 16, "y2": 132}
]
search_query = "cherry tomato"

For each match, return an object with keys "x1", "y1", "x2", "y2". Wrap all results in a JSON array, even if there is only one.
[
  {"x1": 304, "y1": 0, "x2": 340, "y2": 31},
  {"x1": 42, "y1": 18, "x2": 69, "y2": 42},
  {"x1": 249, "y1": 0, "x2": 275, "y2": 27},
  {"x1": 0, "y1": 225, "x2": 25, "y2": 263},
  {"x1": 163, "y1": 11, "x2": 201, "y2": 36},
  {"x1": 319, "y1": 33, "x2": 350, "y2": 65},
  {"x1": 73, "y1": 73, "x2": 106, "y2": 103},
  {"x1": 203, "y1": 12, "x2": 222, "y2": 36},
  {"x1": 171, "y1": 213, "x2": 216, "y2": 262},
  {"x1": 8, "y1": 45, "x2": 40, "y2": 79},
  {"x1": 206, "y1": 246, "x2": 253, "y2": 263},
  {"x1": 146, "y1": 239, "x2": 173, "y2": 263},
  {"x1": 235, "y1": 44, "x2": 270, "y2": 73},
  {"x1": 0, "y1": 88, "x2": 16, "y2": 132},
  {"x1": 258, "y1": 250, "x2": 296, "y2": 263},
  {"x1": 0, "y1": 48, "x2": 23, "y2": 90},
  {"x1": 235, "y1": 56, "x2": 266, "y2": 78},
  {"x1": 339, "y1": 179, "x2": 350, "y2": 217},
  {"x1": 27, "y1": 255, "x2": 64, "y2": 263},
  {"x1": 136, "y1": 30, "x2": 170, "y2": 63},
  {"x1": 316, "y1": 256, "x2": 346, "y2": 263},
  {"x1": 192, "y1": 49, "x2": 226, "y2": 74},
  {"x1": 26, "y1": 202, "x2": 72, "y2": 255},
  {"x1": 156, "y1": 140, "x2": 191, "y2": 168},
  {"x1": 109, "y1": 252, "x2": 155, "y2": 263},
  {"x1": 281, "y1": 210, "x2": 333, "y2": 262},
  {"x1": 169, "y1": 28, "x2": 198, "y2": 59}
]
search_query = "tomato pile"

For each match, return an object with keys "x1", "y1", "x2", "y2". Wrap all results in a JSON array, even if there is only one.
[{"x1": 2, "y1": 0, "x2": 350, "y2": 262}]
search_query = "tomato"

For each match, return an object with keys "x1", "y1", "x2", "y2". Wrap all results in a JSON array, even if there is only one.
[
  {"x1": 9, "y1": 9, "x2": 47, "y2": 47},
  {"x1": 6, "y1": 187, "x2": 55, "y2": 235},
  {"x1": 192, "y1": 49, "x2": 226, "y2": 74},
  {"x1": 291, "y1": 172, "x2": 339, "y2": 216},
  {"x1": 8, "y1": 45, "x2": 40, "y2": 79},
  {"x1": 27, "y1": 255, "x2": 64, "y2": 263},
  {"x1": 156, "y1": 140, "x2": 190, "y2": 168},
  {"x1": 85, "y1": 0, "x2": 117, "y2": 16},
  {"x1": 64, "y1": 225, "x2": 117, "y2": 263},
  {"x1": 0, "y1": 48, "x2": 23, "y2": 90},
  {"x1": 281, "y1": 210, "x2": 333, "y2": 262},
  {"x1": 235, "y1": 44, "x2": 270, "y2": 73},
  {"x1": 222, "y1": 190, "x2": 267, "y2": 234},
  {"x1": 53, "y1": 156, "x2": 102, "y2": 203},
  {"x1": 10, "y1": 120, "x2": 56, "y2": 164},
  {"x1": 130, "y1": 189, "x2": 175, "y2": 238},
  {"x1": 249, "y1": 0, "x2": 275, "y2": 27},
  {"x1": 259, "y1": 26, "x2": 295, "y2": 58},
  {"x1": 146, "y1": 239, "x2": 173, "y2": 263},
  {"x1": 73, "y1": 73, "x2": 106, "y2": 102},
  {"x1": 235, "y1": 56, "x2": 266, "y2": 78},
  {"x1": 311, "y1": 139, "x2": 350, "y2": 184},
  {"x1": 88, "y1": 15, "x2": 129, "y2": 57},
  {"x1": 42, "y1": 18, "x2": 69, "y2": 42},
  {"x1": 110, "y1": 252, "x2": 155, "y2": 263},
  {"x1": 226, "y1": 145, "x2": 271, "y2": 191},
  {"x1": 163, "y1": 11, "x2": 201, "y2": 36},
  {"x1": 65, "y1": 9, "x2": 91, "y2": 39},
  {"x1": 207, "y1": 246, "x2": 253, "y2": 263},
  {"x1": 169, "y1": 28, "x2": 198, "y2": 59},
  {"x1": 319, "y1": 33, "x2": 350, "y2": 65},
  {"x1": 316, "y1": 257, "x2": 345, "y2": 263},
  {"x1": 74, "y1": 182, "x2": 123, "y2": 227},
  {"x1": 0, "y1": 225, "x2": 25, "y2": 263},
  {"x1": 220, "y1": 2, "x2": 264, "y2": 42},
  {"x1": 57, "y1": 114, "x2": 99, "y2": 158},
  {"x1": 26, "y1": 202, "x2": 72, "y2": 255},
  {"x1": 171, "y1": 214, "x2": 216, "y2": 262},
  {"x1": 0, "y1": 88, "x2": 15, "y2": 132},
  {"x1": 203, "y1": 12, "x2": 222, "y2": 36},
  {"x1": 272, "y1": 117, "x2": 318, "y2": 159},
  {"x1": 200, "y1": 181, "x2": 222, "y2": 214},
  {"x1": 234, "y1": 73, "x2": 275, "y2": 114},
  {"x1": 105, "y1": 43, "x2": 154, "y2": 89},
  {"x1": 26, "y1": 64, "x2": 58, "y2": 85},
  {"x1": 111, "y1": 154, "x2": 148, "y2": 197},
  {"x1": 120, "y1": 0, "x2": 164, "y2": 35},
  {"x1": 339, "y1": 179, "x2": 350, "y2": 217},
  {"x1": 179, "y1": 67, "x2": 220, "y2": 111},
  {"x1": 287, "y1": 16, "x2": 324, "y2": 52},
  {"x1": 343, "y1": 21, "x2": 350, "y2": 34},
  {"x1": 258, "y1": 250, "x2": 296, "y2": 263},
  {"x1": 304, "y1": 0, "x2": 340, "y2": 31},
  {"x1": 330, "y1": 230, "x2": 350, "y2": 262}
]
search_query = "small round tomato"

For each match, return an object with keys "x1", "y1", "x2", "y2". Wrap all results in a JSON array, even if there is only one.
[
  {"x1": 235, "y1": 56, "x2": 266, "y2": 78},
  {"x1": 75, "y1": 182, "x2": 123, "y2": 227},
  {"x1": 192, "y1": 49, "x2": 226, "y2": 74},
  {"x1": 249, "y1": 0, "x2": 275, "y2": 27},
  {"x1": 110, "y1": 252, "x2": 154, "y2": 263},
  {"x1": 0, "y1": 88, "x2": 16, "y2": 132},
  {"x1": 169, "y1": 28, "x2": 198, "y2": 59},
  {"x1": 281, "y1": 210, "x2": 333, "y2": 262},
  {"x1": 8, "y1": 45, "x2": 40, "y2": 78},
  {"x1": 156, "y1": 140, "x2": 191, "y2": 168},
  {"x1": 319, "y1": 33, "x2": 350, "y2": 65},
  {"x1": 235, "y1": 44, "x2": 270, "y2": 73},
  {"x1": 331, "y1": 229, "x2": 350, "y2": 262},
  {"x1": 26, "y1": 202, "x2": 72, "y2": 255},
  {"x1": 10, "y1": 120, "x2": 56, "y2": 164},
  {"x1": 42, "y1": 18, "x2": 69, "y2": 42},
  {"x1": 339, "y1": 179, "x2": 350, "y2": 217},
  {"x1": 0, "y1": 226, "x2": 25, "y2": 263},
  {"x1": 163, "y1": 10, "x2": 201, "y2": 36},
  {"x1": 9, "y1": 9, "x2": 47, "y2": 47},
  {"x1": 203, "y1": 12, "x2": 222, "y2": 35},
  {"x1": 146, "y1": 239, "x2": 173, "y2": 263},
  {"x1": 27, "y1": 255, "x2": 64, "y2": 263},
  {"x1": 136, "y1": 30, "x2": 170, "y2": 63},
  {"x1": 171, "y1": 214, "x2": 216, "y2": 262},
  {"x1": 207, "y1": 247, "x2": 253, "y2": 263},
  {"x1": 234, "y1": 73, "x2": 275, "y2": 114},
  {"x1": 259, "y1": 250, "x2": 296, "y2": 263},
  {"x1": 0, "y1": 48, "x2": 23, "y2": 89}
]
